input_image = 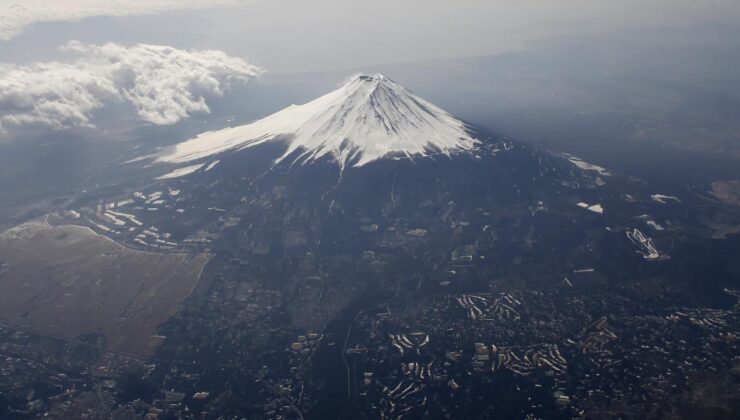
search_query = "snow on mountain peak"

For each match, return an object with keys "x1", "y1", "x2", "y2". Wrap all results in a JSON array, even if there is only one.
[{"x1": 157, "y1": 73, "x2": 479, "y2": 169}]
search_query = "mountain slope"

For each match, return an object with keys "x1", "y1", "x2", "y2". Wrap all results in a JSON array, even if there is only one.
[{"x1": 157, "y1": 74, "x2": 479, "y2": 169}]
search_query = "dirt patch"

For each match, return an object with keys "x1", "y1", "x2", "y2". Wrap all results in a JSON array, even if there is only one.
[{"x1": 0, "y1": 220, "x2": 209, "y2": 357}]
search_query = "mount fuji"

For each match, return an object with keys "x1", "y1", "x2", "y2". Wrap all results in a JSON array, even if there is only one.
[
  {"x1": 156, "y1": 74, "x2": 481, "y2": 172},
  {"x1": 113, "y1": 72, "x2": 589, "y2": 248}
]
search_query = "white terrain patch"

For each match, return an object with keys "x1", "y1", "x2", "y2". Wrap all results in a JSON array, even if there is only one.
[
  {"x1": 651, "y1": 194, "x2": 681, "y2": 204},
  {"x1": 638, "y1": 215, "x2": 665, "y2": 231},
  {"x1": 626, "y1": 228, "x2": 660, "y2": 260},
  {"x1": 156, "y1": 163, "x2": 204, "y2": 180},
  {"x1": 157, "y1": 74, "x2": 480, "y2": 170},
  {"x1": 576, "y1": 202, "x2": 604, "y2": 214},
  {"x1": 205, "y1": 160, "x2": 220, "y2": 171},
  {"x1": 564, "y1": 154, "x2": 611, "y2": 177},
  {"x1": 646, "y1": 220, "x2": 664, "y2": 231},
  {"x1": 587, "y1": 204, "x2": 604, "y2": 214}
]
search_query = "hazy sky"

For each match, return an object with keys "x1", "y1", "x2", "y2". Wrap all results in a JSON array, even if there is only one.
[
  {"x1": 2, "y1": 0, "x2": 740, "y2": 72},
  {"x1": 1, "y1": 0, "x2": 739, "y2": 135}
]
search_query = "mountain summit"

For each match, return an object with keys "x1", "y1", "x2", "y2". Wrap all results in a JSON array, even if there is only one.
[{"x1": 157, "y1": 74, "x2": 479, "y2": 169}]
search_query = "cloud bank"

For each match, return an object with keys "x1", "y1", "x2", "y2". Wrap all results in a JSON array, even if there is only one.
[
  {"x1": 0, "y1": 41, "x2": 263, "y2": 131},
  {"x1": 0, "y1": 0, "x2": 244, "y2": 41}
]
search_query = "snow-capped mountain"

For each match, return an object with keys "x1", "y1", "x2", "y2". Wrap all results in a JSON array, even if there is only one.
[{"x1": 157, "y1": 74, "x2": 479, "y2": 170}]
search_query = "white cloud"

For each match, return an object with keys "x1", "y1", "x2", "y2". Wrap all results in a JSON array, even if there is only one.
[
  {"x1": 0, "y1": 41, "x2": 263, "y2": 131},
  {"x1": 0, "y1": 0, "x2": 244, "y2": 41}
]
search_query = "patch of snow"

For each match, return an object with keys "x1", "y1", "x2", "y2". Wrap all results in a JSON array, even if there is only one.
[
  {"x1": 116, "y1": 199, "x2": 134, "y2": 207},
  {"x1": 156, "y1": 163, "x2": 204, "y2": 180},
  {"x1": 638, "y1": 215, "x2": 665, "y2": 231},
  {"x1": 626, "y1": 228, "x2": 660, "y2": 260},
  {"x1": 205, "y1": 160, "x2": 220, "y2": 171},
  {"x1": 124, "y1": 154, "x2": 158, "y2": 164},
  {"x1": 157, "y1": 74, "x2": 479, "y2": 169},
  {"x1": 142, "y1": 229, "x2": 159, "y2": 238},
  {"x1": 108, "y1": 210, "x2": 143, "y2": 226},
  {"x1": 103, "y1": 212, "x2": 126, "y2": 226},
  {"x1": 651, "y1": 194, "x2": 681, "y2": 204},
  {"x1": 566, "y1": 155, "x2": 611, "y2": 176},
  {"x1": 646, "y1": 220, "x2": 664, "y2": 231},
  {"x1": 576, "y1": 202, "x2": 603, "y2": 214},
  {"x1": 587, "y1": 204, "x2": 604, "y2": 214},
  {"x1": 92, "y1": 222, "x2": 111, "y2": 232}
]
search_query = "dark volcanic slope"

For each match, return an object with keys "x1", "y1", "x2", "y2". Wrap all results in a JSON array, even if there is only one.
[{"x1": 44, "y1": 123, "x2": 737, "y2": 418}]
